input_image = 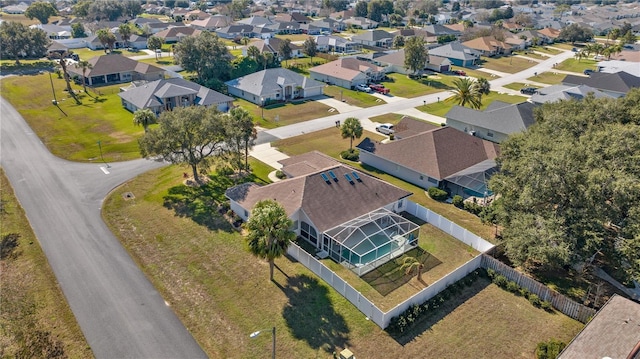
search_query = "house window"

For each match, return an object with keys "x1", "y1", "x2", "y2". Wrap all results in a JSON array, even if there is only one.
[
  {"x1": 487, "y1": 132, "x2": 494, "y2": 137},
  {"x1": 419, "y1": 175, "x2": 424, "y2": 180},
  {"x1": 244, "y1": 210, "x2": 248, "y2": 217},
  {"x1": 428, "y1": 177, "x2": 438, "y2": 184}
]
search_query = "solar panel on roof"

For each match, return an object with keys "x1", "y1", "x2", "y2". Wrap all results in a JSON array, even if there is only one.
[{"x1": 352, "y1": 172, "x2": 361, "y2": 181}]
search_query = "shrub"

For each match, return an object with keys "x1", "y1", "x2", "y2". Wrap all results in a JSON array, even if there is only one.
[
  {"x1": 452, "y1": 195, "x2": 464, "y2": 208},
  {"x1": 506, "y1": 280, "x2": 519, "y2": 293},
  {"x1": 427, "y1": 187, "x2": 448, "y2": 201},
  {"x1": 486, "y1": 268, "x2": 496, "y2": 279},
  {"x1": 218, "y1": 166, "x2": 234, "y2": 176},
  {"x1": 535, "y1": 339, "x2": 566, "y2": 359},
  {"x1": 340, "y1": 148, "x2": 360, "y2": 161},
  {"x1": 519, "y1": 287, "x2": 531, "y2": 298},
  {"x1": 541, "y1": 300, "x2": 553, "y2": 312},
  {"x1": 463, "y1": 200, "x2": 483, "y2": 216},
  {"x1": 493, "y1": 274, "x2": 508, "y2": 288},
  {"x1": 275, "y1": 170, "x2": 286, "y2": 179},
  {"x1": 529, "y1": 293, "x2": 542, "y2": 307}
]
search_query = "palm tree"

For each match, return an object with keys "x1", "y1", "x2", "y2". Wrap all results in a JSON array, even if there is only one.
[
  {"x1": 245, "y1": 200, "x2": 295, "y2": 281},
  {"x1": 133, "y1": 108, "x2": 156, "y2": 133},
  {"x1": 96, "y1": 28, "x2": 116, "y2": 53},
  {"x1": 247, "y1": 45, "x2": 260, "y2": 59},
  {"x1": 449, "y1": 78, "x2": 482, "y2": 109},
  {"x1": 340, "y1": 117, "x2": 363, "y2": 150},
  {"x1": 75, "y1": 60, "x2": 93, "y2": 93},
  {"x1": 118, "y1": 23, "x2": 132, "y2": 49},
  {"x1": 400, "y1": 256, "x2": 424, "y2": 281},
  {"x1": 474, "y1": 77, "x2": 491, "y2": 98},
  {"x1": 226, "y1": 107, "x2": 257, "y2": 174}
]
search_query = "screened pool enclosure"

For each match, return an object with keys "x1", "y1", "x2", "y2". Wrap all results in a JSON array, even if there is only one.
[{"x1": 323, "y1": 209, "x2": 420, "y2": 276}]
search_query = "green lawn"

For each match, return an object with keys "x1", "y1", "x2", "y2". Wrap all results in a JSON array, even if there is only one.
[
  {"x1": 0, "y1": 170, "x2": 94, "y2": 359},
  {"x1": 418, "y1": 91, "x2": 527, "y2": 117},
  {"x1": 0, "y1": 59, "x2": 55, "y2": 72},
  {"x1": 383, "y1": 73, "x2": 452, "y2": 98},
  {"x1": 323, "y1": 85, "x2": 385, "y2": 107},
  {"x1": 137, "y1": 56, "x2": 175, "y2": 66},
  {"x1": 0, "y1": 73, "x2": 142, "y2": 162},
  {"x1": 232, "y1": 97, "x2": 334, "y2": 129},
  {"x1": 247, "y1": 157, "x2": 275, "y2": 185},
  {"x1": 478, "y1": 55, "x2": 539, "y2": 74},
  {"x1": 102, "y1": 164, "x2": 583, "y2": 358},
  {"x1": 276, "y1": 33, "x2": 314, "y2": 42},
  {"x1": 512, "y1": 50, "x2": 547, "y2": 60},
  {"x1": 530, "y1": 45, "x2": 562, "y2": 55},
  {"x1": 526, "y1": 71, "x2": 567, "y2": 85},
  {"x1": 503, "y1": 82, "x2": 543, "y2": 91},
  {"x1": 555, "y1": 58, "x2": 598, "y2": 73},
  {"x1": 369, "y1": 113, "x2": 410, "y2": 125},
  {"x1": 72, "y1": 48, "x2": 141, "y2": 61}
]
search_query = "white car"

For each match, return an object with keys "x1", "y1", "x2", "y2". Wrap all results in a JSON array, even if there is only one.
[
  {"x1": 355, "y1": 84, "x2": 371, "y2": 92},
  {"x1": 375, "y1": 123, "x2": 394, "y2": 135}
]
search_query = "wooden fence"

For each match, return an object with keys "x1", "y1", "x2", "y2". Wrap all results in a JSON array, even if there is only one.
[{"x1": 481, "y1": 255, "x2": 596, "y2": 323}]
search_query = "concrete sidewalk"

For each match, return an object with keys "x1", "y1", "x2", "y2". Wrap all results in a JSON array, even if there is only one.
[
  {"x1": 393, "y1": 108, "x2": 446, "y2": 125},
  {"x1": 249, "y1": 143, "x2": 289, "y2": 169},
  {"x1": 316, "y1": 97, "x2": 361, "y2": 113}
]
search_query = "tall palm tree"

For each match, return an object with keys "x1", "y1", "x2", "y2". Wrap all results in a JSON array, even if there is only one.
[
  {"x1": 246, "y1": 200, "x2": 295, "y2": 281},
  {"x1": 449, "y1": 78, "x2": 482, "y2": 109},
  {"x1": 340, "y1": 117, "x2": 363, "y2": 150},
  {"x1": 133, "y1": 108, "x2": 156, "y2": 133},
  {"x1": 118, "y1": 23, "x2": 132, "y2": 49},
  {"x1": 474, "y1": 77, "x2": 491, "y2": 98},
  {"x1": 74, "y1": 60, "x2": 93, "y2": 93}
]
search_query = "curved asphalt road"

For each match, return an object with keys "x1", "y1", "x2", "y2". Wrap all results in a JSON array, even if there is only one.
[{"x1": 0, "y1": 97, "x2": 207, "y2": 359}]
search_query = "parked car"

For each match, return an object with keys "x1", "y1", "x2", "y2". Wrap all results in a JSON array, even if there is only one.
[
  {"x1": 571, "y1": 47, "x2": 579, "y2": 52},
  {"x1": 520, "y1": 87, "x2": 538, "y2": 95},
  {"x1": 452, "y1": 70, "x2": 466, "y2": 76},
  {"x1": 583, "y1": 69, "x2": 594, "y2": 75},
  {"x1": 375, "y1": 123, "x2": 394, "y2": 135},
  {"x1": 355, "y1": 84, "x2": 372, "y2": 92},
  {"x1": 369, "y1": 84, "x2": 390, "y2": 94}
]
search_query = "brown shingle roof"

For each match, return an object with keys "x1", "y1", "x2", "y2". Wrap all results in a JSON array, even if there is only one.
[
  {"x1": 226, "y1": 164, "x2": 411, "y2": 232},
  {"x1": 278, "y1": 151, "x2": 340, "y2": 177},
  {"x1": 393, "y1": 116, "x2": 439, "y2": 139},
  {"x1": 357, "y1": 126, "x2": 499, "y2": 180},
  {"x1": 309, "y1": 58, "x2": 383, "y2": 81},
  {"x1": 70, "y1": 54, "x2": 164, "y2": 77}
]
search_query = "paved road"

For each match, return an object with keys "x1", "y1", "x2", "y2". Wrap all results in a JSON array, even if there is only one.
[
  {"x1": 0, "y1": 97, "x2": 208, "y2": 359},
  {"x1": 256, "y1": 49, "x2": 575, "y2": 144}
]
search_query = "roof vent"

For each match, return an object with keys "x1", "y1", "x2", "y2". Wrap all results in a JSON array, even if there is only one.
[
  {"x1": 328, "y1": 170, "x2": 338, "y2": 182},
  {"x1": 320, "y1": 173, "x2": 331, "y2": 184}
]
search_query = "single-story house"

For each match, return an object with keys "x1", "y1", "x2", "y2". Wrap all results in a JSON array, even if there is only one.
[
  {"x1": 215, "y1": 24, "x2": 255, "y2": 39},
  {"x1": 558, "y1": 295, "x2": 640, "y2": 359},
  {"x1": 225, "y1": 68, "x2": 325, "y2": 105},
  {"x1": 186, "y1": 9, "x2": 208, "y2": 21},
  {"x1": 373, "y1": 50, "x2": 450, "y2": 74},
  {"x1": 503, "y1": 33, "x2": 528, "y2": 50},
  {"x1": 67, "y1": 54, "x2": 165, "y2": 86},
  {"x1": 30, "y1": 24, "x2": 71, "y2": 40},
  {"x1": 461, "y1": 36, "x2": 512, "y2": 56},
  {"x1": 356, "y1": 118, "x2": 500, "y2": 198},
  {"x1": 274, "y1": 13, "x2": 311, "y2": 24},
  {"x1": 243, "y1": 37, "x2": 304, "y2": 59},
  {"x1": 118, "y1": 78, "x2": 234, "y2": 115},
  {"x1": 315, "y1": 35, "x2": 361, "y2": 54},
  {"x1": 155, "y1": 26, "x2": 202, "y2": 43},
  {"x1": 529, "y1": 84, "x2": 615, "y2": 104},
  {"x1": 306, "y1": 18, "x2": 345, "y2": 33},
  {"x1": 225, "y1": 152, "x2": 419, "y2": 275},
  {"x1": 189, "y1": 14, "x2": 233, "y2": 31},
  {"x1": 445, "y1": 101, "x2": 536, "y2": 143},
  {"x1": 597, "y1": 60, "x2": 640, "y2": 77},
  {"x1": 536, "y1": 27, "x2": 561, "y2": 40},
  {"x1": 428, "y1": 42, "x2": 481, "y2": 67},
  {"x1": 85, "y1": 33, "x2": 148, "y2": 51},
  {"x1": 422, "y1": 24, "x2": 461, "y2": 38},
  {"x1": 352, "y1": 29, "x2": 394, "y2": 48},
  {"x1": 561, "y1": 71, "x2": 640, "y2": 98},
  {"x1": 309, "y1": 58, "x2": 385, "y2": 89},
  {"x1": 238, "y1": 16, "x2": 273, "y2": 27},
  {"x1": 343, "y1": 16, "x2": 378, "y2": 29},
  {"x1": 264, "y1": 21, "x2": 302, "y2": 35}
]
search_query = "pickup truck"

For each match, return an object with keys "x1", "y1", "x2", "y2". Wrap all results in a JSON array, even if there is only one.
[{"x1": 368, "y1": 84, "x2": 390, "y2": 94}]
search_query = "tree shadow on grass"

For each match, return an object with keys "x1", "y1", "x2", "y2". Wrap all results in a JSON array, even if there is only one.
[
  {"x1": 389, "y1": 277, "x2": 490, "y2": 345},
  {"x1": 280, "y1": 274, "x2": 351, "y2": 353},
  {"x1": 163, "y1": 173, "x2": 237, "y2": 232}
]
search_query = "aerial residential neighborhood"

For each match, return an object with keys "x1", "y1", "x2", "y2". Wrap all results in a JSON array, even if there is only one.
[{"x1": 1, "y1": 0, "x2": 639, "y2": 358}]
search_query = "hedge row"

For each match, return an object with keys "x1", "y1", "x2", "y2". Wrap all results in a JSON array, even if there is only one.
[
  {"x1": 386, "y1": 269, "x2": 486, "y2": 335},
  {"x1": 486, "y1": 268, "x2": 554, "y2": 311}
]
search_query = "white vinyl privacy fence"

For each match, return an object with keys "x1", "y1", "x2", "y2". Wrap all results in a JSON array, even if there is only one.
[{"x1": 287, "y1": 201, "x2": 496, "y2": 329}]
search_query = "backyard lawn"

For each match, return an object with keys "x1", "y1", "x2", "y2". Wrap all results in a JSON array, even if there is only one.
[
  {"x1": 233, "y1": 97, "x2": 334, "y2": 129},
  {"x1": 555, "y1": 58, "x2": 598, "y2": 73},
  {"x1": 383, "y1": 73, "x2": 452, "y2": 98},
  {"x1": 0, "y1": 170, "x2": 94, "y2": 359},
  {"x1": 102, "y1": 164, "x2": 584, "y2": 358},
  {"x1": 323, "y1": 85, "x2": 385, "y2": 107},
  {"x1": 137, "y1": 56, "x2": 175, "y2": 66},
  {"x1": 526, "y1": 71, "x2": 567, "y2": 85},
  {"x1": 478, "y1": 55, "x2": 539, "y2": 74},
  {"x1": 72, "y1": 48, "x2": 142, "y2": 60},
  {"x1": 530, "y1": 45, "x2": 562, "y2": 55},
  {"x1": 0, "y1": 73, "x2": 142, "y2": 161},
  {"x1": 503, "y1": 82, "x2": 543, "y2": 92},
  {"x1": 369, "y1": 113, "x2": 411, "y2": 125},
  {"x1": 417, "y1": 91, "x2": 527, "y2": 117}
]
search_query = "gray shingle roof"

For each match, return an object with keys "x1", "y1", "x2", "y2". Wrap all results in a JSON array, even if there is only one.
[
  {"x1": 118, "y1": 78, "x2": 233, "y2": 109},
  {"x1": 562, "y1": 71, "x2": 640, "y2": 94},
  {"x1": 445, "y1": 101, "x2": 536, "y2": 135},
  {"x1": 226, "y1": 163, "x2": 411, "y2": 232},
  {"x1": 225, "y1": 68, "x2": 324, "y2": 97},
  {"x1": 530, "y1": 84, "x2": 615, "y2": 103},
  {"x1": 429, "y1": 42, "x2": 481, "y2": 61}
]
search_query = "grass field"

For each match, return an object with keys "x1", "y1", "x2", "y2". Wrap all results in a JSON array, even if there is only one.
[
  {"x1": 0, "y1": 170, "x2": 93, "y2": 359},
  {"x1": 0, "y1": 13, "x2": 63, "y2": 25},
  {"x1": 555, "y1": 58, "x2": 598, "y2": 73},
  {"x1": 232, "y1": 97, "x2": 334, "y2": 129},
  {"x1": 526, "y1": 71, "x2": 567, "y2": 85},
  {"x1": 530, "y1": 45, "x2": 562, "y2": 55},
  {"x1": 478, "y1": 55, "x2": 540, "y2": 74},
  {"x1": 72, "y1": 48, "x2": 142, "y2": 61},
  {"x1": 323, "y1": 85, "x2": 385, "y2": 107},
  {"x1": 418, "y1": 91, "x2": 527, "y2": 117},
  {"x1": 102, "y1": 165, "x2": 583, "y2": 358},
  {"x1": 369, "y1": 113, "x2": 410, "y2": 125},
  {"x1": 383, "y1": 73, "x2": 452, "y2": 98},
  {"x1": 0, "y1": 73, "x2": 142, "y2": 162}
]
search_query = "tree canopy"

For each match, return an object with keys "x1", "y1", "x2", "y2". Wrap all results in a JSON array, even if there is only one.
[
  {"x1": 138, "y1": 106, "x2": 226, "y2": 183},
  {"x1": 25, "y1": 1, "x2": 58, "y2": 24},
  {"x1": 403, "y1": 36, "x2": 428, "y2": 75},
  {"x1": 0, "y1": 22, "x2": 49, "y2": 65},
  {"x1": 489, "y1": 90, "x2": 640, "y2": 281},
  {"x1": 559, "y1": 23, "x2": 594, "y2": 44},
  {"x1": 449, "y1": 78, "x2": 482, "y2": 109},
  {"x1": 173, "y1": 32, "x2": 232, "y2": 91},
  {"x1": 245, "y1": 200, "x2": 295, "y2": 281}
]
